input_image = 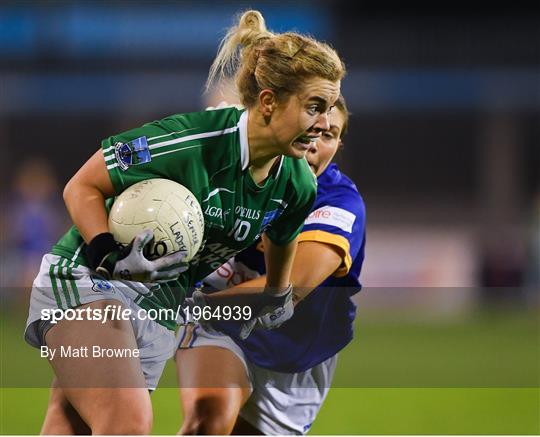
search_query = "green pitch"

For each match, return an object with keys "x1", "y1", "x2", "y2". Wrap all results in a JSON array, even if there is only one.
[
  {"x1": 2, "y1": 387, "x2": 538, "y2": 434},
  {"x1": 1, "y1": 307, "x2": 538, "y2": 435}
]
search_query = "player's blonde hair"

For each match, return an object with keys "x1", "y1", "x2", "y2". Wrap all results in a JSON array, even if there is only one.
[{"x1": 207, "y1": 10, "x2": 346, "y2": 107}]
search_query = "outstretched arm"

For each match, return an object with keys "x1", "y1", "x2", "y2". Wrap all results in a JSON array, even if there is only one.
[
  {"x1": 261, "y1": 233, "x2": 297, "y2": 293},
  {"x1": 288, "y1": 240, "x2": 343, "y2": 302},
  {"x1": 194, "y1": 238, "x2": 342, "y2": 334},
  {"x1": 227, "y1": 239, "x2": 343, "y2": 304},
  {"x1": 200, "y1": 233, "x2": 297, "y2": 301}
]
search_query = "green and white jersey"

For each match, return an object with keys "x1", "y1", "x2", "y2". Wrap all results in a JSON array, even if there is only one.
[{"x1": 51, "y1": 107, "x2": 316, "y2": 329}]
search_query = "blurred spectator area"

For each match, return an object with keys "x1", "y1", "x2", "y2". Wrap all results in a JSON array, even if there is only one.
[{"x1": 1, "y1": 2, "x2": 538, "y2": 305}]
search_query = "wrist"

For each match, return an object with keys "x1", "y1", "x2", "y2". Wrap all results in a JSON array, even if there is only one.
[
  {"x1": 86, "y1": 232, "x2": 119, "y2": 277},
  {"x1": 192, "y1": 289, "x2": 209, "y2": 307},
  {"x1": 263, "y1": 283, "x2": 292, "y2": 297}
]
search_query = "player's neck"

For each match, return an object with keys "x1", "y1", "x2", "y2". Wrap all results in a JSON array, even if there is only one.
[
  {"x1": 247, "y1": 111, "x2": 283, "y2": 169},
  {"x1": 249, "y1": 157, "x2": 279, "y2": 185}
]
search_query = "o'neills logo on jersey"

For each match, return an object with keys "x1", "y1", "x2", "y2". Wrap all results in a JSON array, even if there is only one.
[
  {"x1": 305, "y1": 206, "x2": 356, "y2": 233},
  {"x1": 234, "y1": 206, "x2": 260, "y2": 220}
]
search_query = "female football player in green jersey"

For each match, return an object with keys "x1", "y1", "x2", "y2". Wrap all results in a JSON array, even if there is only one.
[{"x1": 26, "y1": 10, "x2": 345, "y2": 435}]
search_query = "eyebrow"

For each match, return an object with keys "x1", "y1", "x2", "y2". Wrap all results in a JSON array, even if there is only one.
[
  {"x1": 327, "y1": 125, "x2": 340, "y2": 133},
  {"x1": 308, "y1": 96, "x2": 328, "y2": 106}
]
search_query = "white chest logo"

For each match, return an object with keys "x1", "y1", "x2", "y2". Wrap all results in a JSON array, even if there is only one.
[{"x1": 304, "y1": 206, "x2": 356, "y2": 233}]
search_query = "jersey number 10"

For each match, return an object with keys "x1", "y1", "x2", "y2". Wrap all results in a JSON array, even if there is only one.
[{"x1": 228, "y1": 219, "x2": 251, "y2": 241}]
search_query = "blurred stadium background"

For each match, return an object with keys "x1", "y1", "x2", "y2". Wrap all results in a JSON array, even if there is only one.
[{"x1": 0, "y1": 1, "x2": 538, "y2": 434}]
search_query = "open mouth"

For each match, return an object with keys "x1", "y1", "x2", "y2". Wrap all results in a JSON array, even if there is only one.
[{"x1": 293, "y1": 134, "x2": 319, "y2": 149}]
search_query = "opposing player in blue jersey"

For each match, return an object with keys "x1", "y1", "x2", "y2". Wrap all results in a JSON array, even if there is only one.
[{"x1": 176, "y1": 95, "x2": 366, "y2": 435}]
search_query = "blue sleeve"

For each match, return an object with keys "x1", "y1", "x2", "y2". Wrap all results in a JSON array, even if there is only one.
[{"x1": 299, "y1": 187, "x2": 365, "y2": 277}]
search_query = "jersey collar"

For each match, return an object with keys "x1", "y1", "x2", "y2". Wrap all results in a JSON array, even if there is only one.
[
  {"x1": 238, "y1": 109, "x2": 285, "y2": 179},
  {"x1": 238, "y1": 110, "x2": 249, "y2": 171}
]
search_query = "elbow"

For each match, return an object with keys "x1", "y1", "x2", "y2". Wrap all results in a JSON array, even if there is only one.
[
  {"x1": 63, "y1": 176, "x2": 78, "y2": 206},
  {"x1": 63, "y1": 178, "x2": 72, "y2": 203}
]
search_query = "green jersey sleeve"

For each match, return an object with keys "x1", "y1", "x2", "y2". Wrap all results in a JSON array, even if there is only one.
[
  {"x1": 265, "y1": 157, "x2": 317, "y2": 246},
  {"x1": 100, "y1": 109, "x2": 242, "y2": 197}
]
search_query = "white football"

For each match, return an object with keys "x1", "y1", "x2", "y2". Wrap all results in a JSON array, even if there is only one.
[{"x1": 108, "y1": 179, "x2": 204, "y2": 262}]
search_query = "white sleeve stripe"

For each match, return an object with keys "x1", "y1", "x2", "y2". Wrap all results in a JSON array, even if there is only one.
[
  {"x1": 106, "y1": 143, "x2": 206, "y2": 170},
  {"x1": 147, "y1": 127, "x2": 198, "y2": 142},
  {"x1": 102, "y1": 126, "x2": 238, "y2": 164},
  {"x1": 148, "y1": 126, "x2": 237, "y2": 150},
  {"x1": 152, "y1": 143, "x2": 204, "y2": 158}
]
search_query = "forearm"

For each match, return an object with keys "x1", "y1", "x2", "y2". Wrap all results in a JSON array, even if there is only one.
[
  {"x1": 201, "y1": 236, "x2": 297, "y2": 305},
  {"x1": 201, "y1": 283, "x2": 265, "y2": 308},
  {"x1": 63, "y1": 149, "x2": 117, "y2": 244},
  {"x1": 263, "y1": 234, "x2": 297, "y2": 292},
  {"x1": 201, "y1": 241, "x2": 296, "y2": 310},
  {"x1": 193, "y1": 276, "x2": 292, "y2": 336},
  {"x1": 204, "y1": 275, "x2": 306, "y2": 307},
  {"x1": 64, "y1": 181, "x2": 109, "y2": 244},
  {"x1": 230, "y1": 240, "x2": 343, "y2": 305}
]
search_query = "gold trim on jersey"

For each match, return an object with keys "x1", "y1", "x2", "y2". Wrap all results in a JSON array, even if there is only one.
[{"x1": 297, "y1": 230, "x2": 352, "y2": 277}]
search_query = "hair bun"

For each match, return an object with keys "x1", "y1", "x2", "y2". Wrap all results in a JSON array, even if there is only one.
[
  {"x1": 237, "y1": 10, "x2": 271, "y2": 47},
  {"x1": 239, "y1": 10, "x2": 265, "y2": 32},
  {"x1": 206, "y1": 9, "x2": 345, "y2": 107}
]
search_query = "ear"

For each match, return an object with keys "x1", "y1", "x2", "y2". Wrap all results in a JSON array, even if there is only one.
[{"x1": 258, "y1": 89, "x2": 277, "y2": 122}]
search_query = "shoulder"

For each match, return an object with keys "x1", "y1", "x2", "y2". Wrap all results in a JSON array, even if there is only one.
[
  {"x1": 153, "y1": 107, "x2": 243, "y2": 134},
  {"x1": 316, "y1": 164, "x2": 365, "y2": 216},
  {"x1": 152, "y1": 107, "x2": 244, "y2": 168},
  {"x1": 106, "y1": 107, "x2": 244, "y2": 147},
  {"x1": 318, "y1": 163, "x2": 358, "y2": 193}
]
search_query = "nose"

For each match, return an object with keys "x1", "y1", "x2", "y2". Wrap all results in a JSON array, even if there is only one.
[{"x1": 313, "y1": 112, "x2": 330, "y2": 132}]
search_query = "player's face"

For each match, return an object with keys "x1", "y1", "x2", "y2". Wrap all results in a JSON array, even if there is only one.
[
  {"x1": 270, "y1": 78, "x2": 341, "y2": 159},
  {"x1": 306, "y1": 107, "x2": 346, "y2": 176}
]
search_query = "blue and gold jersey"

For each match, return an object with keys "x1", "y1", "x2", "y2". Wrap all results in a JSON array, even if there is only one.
[{"x1": 205, "y1": 163, "x2": 366, "y2": 372}]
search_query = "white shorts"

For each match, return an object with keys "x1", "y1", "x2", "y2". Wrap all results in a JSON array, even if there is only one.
[
  {"x1": 25, "y1": 253, "x2": 177, "y2": 390},
  {"x1": 177, "y1": 323, "x2": 337, "y2": 435}
]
